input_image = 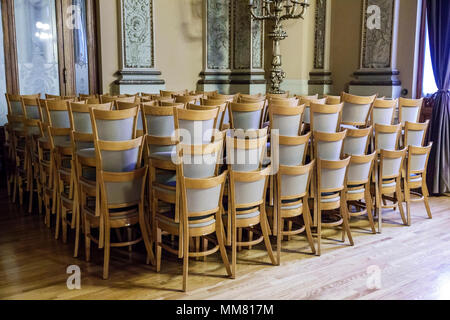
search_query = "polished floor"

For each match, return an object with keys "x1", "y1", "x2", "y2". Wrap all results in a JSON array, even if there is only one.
[{"x1": 0, "y1": 185, "x2": 449, "y2": 300}]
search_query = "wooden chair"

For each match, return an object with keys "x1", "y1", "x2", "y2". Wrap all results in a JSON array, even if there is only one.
[
  {"x1": 346, "y1": 153, "x2": 377, "y2": 234},
  {"x1": 274, "y1": 160, "x2": 316, "y2": 264},
  {"x1": 316, "y1": 157, "x2": 353, "y2": 256},
  {"x1": 228, "y1": 166, "x2": 277, "y2": 278},
  {"x1": 45, "y1": 94, "x2": 77, "y2": 101},
  {"x1": 313, "y1": 130, "x2": 347, "y2": 161},
  {"x1": 160, "y1": 101, "x2": 185, "y2": 108},
  {"x1": 160, "y1": 90, "x2": 188, "y2": 98},
  {"x1": 374, "y1": 124, "x2": 401, "y2": 152},
  {"x1": 68, "y1": 102, "x2": 112, "y2": 257},
  {"x1": 341, "y1": 92, "x2": 377, "y2": 129},
  {"x1": 116, "y1": 101, "x2": 145, "y2": 137},
  {"x1": 375, "y1": 148, "x2": 407, "y2": 232},
  {"x1": 403, "y1": 144, "x2": 433, "y2": 225},
  {"x1": 173, "y1": 108, "x2": 219, "y2": 146},
  {"x1": 310, "y1": 103, "x2": 343, "y2": 133},
  {"x1": 371, "y1": 98, "x2": 397, "y2": 126},
  {"x1": 190, "y1": 90, "x2": 218, "y2": 99},
  {"x1": 269, "y1": 105, "x2": 305, "y2": 137},
  {"x1": 21, "y1": 97, "x2": 43, "y2": 213},
  {"x1": 7, "y1": 114, "x2": 27, "y2": 205},
  {"x1": 399, "y1": 98, "x2": 423, "y2": 126},
  {"x1": 156, "y1": 166, "x2": 230, "y2": 292},
  {"x1": 175, "y1": 95, "x2": 202, "y2": 105},
  {"x1": 299, "y1": 97, "x2": 327, "y2": 133},
  {"x1": 268, "y1": 97, "x2": 299, "y2": 107},
  {"x1": 403, "y1": 121, "x2": 429, "y2": 148},
  {"x1": 343, "y1": 127, "x2": 372, "y2": 156},
  {"x1": 229, "y1": 101, "x2": 265, "y2": 131},
  {"x1": 267, "y1": 92, "x2": 290, "y2": 99},
  {"x1": 88, "y1": 137, "x2": 155, "y2": 279},
  {"x1": 187, "y1": 103, "x2": 227, "y2": 131},
  {"x1": 100, "y1": 95, "x2": 136, "y2": 109}
]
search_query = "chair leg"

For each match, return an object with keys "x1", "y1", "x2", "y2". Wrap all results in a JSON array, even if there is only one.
[
  {"x1": 182, "y1": 227, "x2": 189, "y2": 292},
  {"x1": 396, "y1": 181, "x2": 407, "y2": 225},
  {"x1": 28, "y1": 171, "x2": 34, "y2": 214},
  {"x1": 55, "y1": 197, "x2": 61, "y2": 240},
  {"x1": 156, "y1": 227, "x2": 162, "y2": 273},
  {"x1": 341, "y1": 202, "x2": 354, "y2": 246},
  {"x1": 103, "y1": 223, "x2": 111, "y2": 280},
  {"x1": 422, "y1": 182, "x2": 432, "y2": 219},
  {"x1": 277, "y1": 217, "x2": 282, "y2": 266},
  {"x1": 74, "y1": 208, "x2": 80, "y2": 258},
  {"x1": 376, "y1": 188, "x2": 382, "y2": 233},
  {"x1": 238, "y1": 228, "x2": 243, "y2": 252},
  {"x1": 317, "y1": 208, "x2": 322, "y2": 256},
  {"x1": 303, "y1": 199, "x2": 316, "y2": 255},
  {"x1": 139, "y1": 205, "x2": 155, "y2": 266},
  {"x1": 260, "y1": 210, "x2": 277, "y2": 266},
  {"x1": 216, "y1": 217, "x2": 232, "y2": 277},
  {"x1": 366, "y1": 190, "x2": 376, "y2": 234},
  {"x1": 85, "y1": 216, "x2": 91, "y2": 262},
  {"x1": 231, "y1": 213, "x2": 237, "y2": 279},
  {"x1": 62, "y1": 207, "x2": 68, "y2": 244}
]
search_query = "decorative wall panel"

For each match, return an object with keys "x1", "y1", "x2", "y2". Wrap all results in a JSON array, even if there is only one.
[
  {"x1": 361, "y1": 0, "x2": 395, "y2": 69},
  {"x1": 207, "y1": 0, "x2": 231, "y2": 70},
  {"x1": 120, "y1": 0, "x2": 154, "y2": 69},
  {"x1": 314, "y1": 0, "x2": 327, "y2": 69}
]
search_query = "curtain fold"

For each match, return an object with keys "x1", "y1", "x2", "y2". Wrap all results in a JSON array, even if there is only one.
[{"x1": 425, "y1": 0, "x2": 450, "y2": 195}]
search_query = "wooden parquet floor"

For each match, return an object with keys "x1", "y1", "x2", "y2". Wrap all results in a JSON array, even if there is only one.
[{"x1": 0, "y1": 188, "x2": 449, "y2": 300}]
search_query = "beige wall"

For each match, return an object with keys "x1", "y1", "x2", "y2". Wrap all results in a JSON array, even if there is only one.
[
  {"x1": 97, "y1": 0, "x2": 119, "y2": 94},
  {"x1": 330, "y1": 0, "x2": 362, "y2": 95},
  {"x1": 97, "y1": 0, "x2": 202, "y2": 94},
  {"x1": 154, "y1": 0, "x2": 202, "y2": 91}
]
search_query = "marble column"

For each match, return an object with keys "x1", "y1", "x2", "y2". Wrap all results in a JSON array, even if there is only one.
[
  {"x1": 197, "y1": 0, "x2": 266, "y2": 95},
  {"x1": 349, "y1": 0, "x2": 401, "y2": 98},
  {"x1": 113, "y1": 0, "x2": 165, "y2": 95},
  {"x1": 197, "y1": 0, "x2": 232, "y2": 94},
  {"x1": 229, "y1": 0, "x2": 266, "y2": 94},
  {"x1": 309, "y1": 0, "x2": 333, "y2": 95}
]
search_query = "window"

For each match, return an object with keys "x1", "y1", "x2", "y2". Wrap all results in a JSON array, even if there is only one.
[{"x1": 423, "y1": 20, "x2": 438, "y2": 96}]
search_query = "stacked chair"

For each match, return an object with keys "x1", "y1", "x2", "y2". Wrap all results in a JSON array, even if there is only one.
[{"x1": 2, "y1": 90, "x2": 434, "y2": 292}]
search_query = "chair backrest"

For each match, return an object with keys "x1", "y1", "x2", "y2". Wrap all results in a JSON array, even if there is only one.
[
  {"x1": 177, "y1": 140, "x2": 224, "y2": 179},
  {"x1": 229, "y1": 166, "x2": 271, "y2": 209},
  {"x1": 69, "y1": 102, "x2": 112, "y2": 134},
  {"x1": 317, "y1": 157, "x2": 351, "y2": 193},
  {"x1": 187, "y1": 103, "x2": 227, "y2": 131},
  {"x1": 379, "y1": 148, "x2": 407, "y2": 179},
  {"x1": 6, "y1": 94, "x2": 39, "y2": 116},
  {"x1": 90, "y1": 107, "x2": 138, "y2": 141},
  {"x1": 142, "y1": 105, "x2": 178, "y2": 137},
  {"x1": 374, "y1": 124, "x2": 401, "y2": 152},
  {"x1": 21, "y1": 97, "x2": 42, "y2": 120},
  {"x1": 404, "y1": 121, "x2": 429, "y2": 147},
  {"x1": 215, "y1": 93, "x2": 237, "y2": 102},
  {"x1": 229, "y1": 101, "x2": 264, "y2": 131},
  {"x1": 310, "y1": 103, "x2": 343, "y2": 133},
  {"x1": 268, "y1": 97, "x2": 299, "y2": 107},
  {"x1": 343, "y1": 126, "x2": 372, "y2": 156},
  {"x1": 116, "y1": 101, "x2": 144, "y2": 134},
  {"x1": 325, "y1": 95, "x2": 341, "y2": 105},
  {"x1": 226, "y1": 133, "x2": 267, "y2": 172},
  {"x1": 96, "y1": 137, "x2": 146, "y2": 206},
  {"x1": 44, "y1": 99, "x2": 75, "y2": 129},
  {"x1": 160, "y1": 101, "x2": 185, "y2": 108},
  {"x1": 299, "y1": 97, "x2": 327, "y2": 124},
  {"x1": 174, "y1": 108, "x2": 219, "y2": 145},
  {"x1": 313, "y1": 130, "x2": 347, "y2": 161},
  {"x1": 407, "y1": 143, "x2": 432, "y2": 177},
  {"x1": 269, "y1": 105, "x2": 305, "y2": 137},
  {"x1": 278, "y1": 160, "x2": 315, "y2": 201},
  {"x1": 399, "y1": 98, "x2": 423, "y2": 126},
  {"x1": 180, "y1": 170, "x2": 227, "y2": 223},
  {"x1": 175, "y1": 95, "x2": 201, "y2": 105},
  {"x1": 341, "y1": 92, "x2": 377, "y2": 127},
  {"x1": 160, "y1": 90, "x2": 188, "y2": 98},
  {"x1": 371, "y1": 98, "x2": 397, "y2": 126},
  {"x1": 346, "y1": 152, "x2": 376, "y2": 186},
  {"x1": 277, "y1": 133, "x2": 311, "y2": 166},
  {"x1": 190, "y1": 90, "x2": 218, "y2": 99}
]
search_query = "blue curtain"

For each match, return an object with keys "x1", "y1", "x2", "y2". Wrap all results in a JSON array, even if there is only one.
[{"x1": 426, "y1": 0, "x2": 450, "y2": 195}]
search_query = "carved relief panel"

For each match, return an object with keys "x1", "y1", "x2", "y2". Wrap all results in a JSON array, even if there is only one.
[{"x1": 207, "y1": 0, "x2": 231, "y2": 70}]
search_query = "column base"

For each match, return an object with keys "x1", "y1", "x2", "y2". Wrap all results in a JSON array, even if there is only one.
[
  {"x1": 349, "y1": 69, "x2": 402, "y2": 98},
  {"x1": 197, "y1": 71, "x2": 267, "y2": 95},
  {"x1": 113, "y1": 70, "x2": 165, "y2": 95},
  {"x1": 308, "y1": 71, "x2": 333, "y2": 95}
]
